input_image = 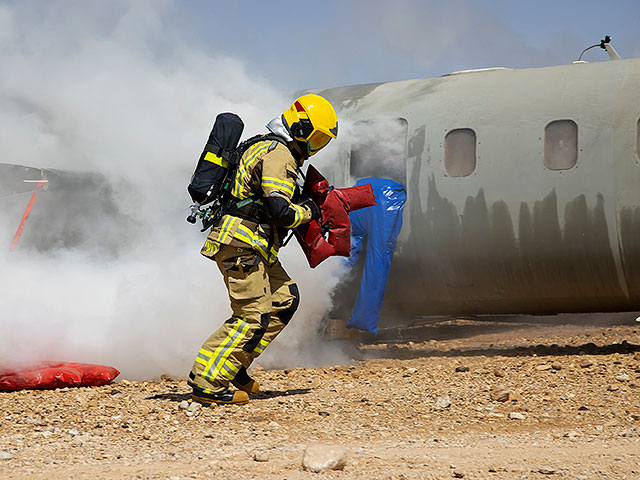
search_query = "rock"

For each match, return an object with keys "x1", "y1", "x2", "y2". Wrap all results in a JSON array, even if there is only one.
[
  {"x1": 490, "y1": 388, "x2": 511, "y2": 402},
  {"x1": 616, "y1": 373, "x2": 630, "y2": 382},
  {"x1": 551, "y1": 362, "x2": 562, "y2": 370},
  {"x1": 405, "y1": 367, "x2": 418, "y2": 375},
  {"x1": 436, "y1": 395, "x2": 451, "y2": 409},
  {"x1": 508, "y1": 391, "x2": 523, "y2": 402},
  {"x1": 253, "y1": 451, "x2": 269, "y2": 462},
  {"x1": 160, "y1": 373, "x2": 172, "y2": 381},
  {"x1": 539, "y1": 466, "x2": 556, "y2": 474},
  {"x1": 119, "y1": 379, "x2": 132, "y2": 386},
  {"x1": 0, "y1": 452, "x2": 12, "y2": 460},
  {"x1": 455, "y1": 366, "x2": 470, "y2": 373},
  {"x1": 25, "y1": 416, "x2": 45, "y2": 426},
  {"x1": 68, "y1": 428, "x2": 79, "y2": 436},
  {"x1": 493, "y1": 369, "x2": 506, "y2": 378},
  {"x1": 564, "y1": 431, "x2": 579, "y2": 439},
  {"x1": 536, "y1": 364, "x2": 552, "y2": 371},
  {"x1": 452, "y1": 471, "x2": 465, "y2": 478},
  {"x1": 509, "y1": 412, "x2": 525, "y2": 420},
  {"x1": 608, "y1": 385, "x2": 619, "y2": 392},
  {"x1": 187, "y1": 402, "x2": 201, "y2": 413},
  {"x1": 579, "y1": 360, "x2": 593, "y2": 368},
  {"x1": 302, "y1": 445, "x2": 347, "y2": 472},
  {"x1": 178, "y1": 401, "x2": 190, "y2": 410}
]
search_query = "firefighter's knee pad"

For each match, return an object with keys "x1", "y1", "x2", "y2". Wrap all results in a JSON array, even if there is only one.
[{"x1": 279, "y1": 284, "x2": 300, "y2": 325}]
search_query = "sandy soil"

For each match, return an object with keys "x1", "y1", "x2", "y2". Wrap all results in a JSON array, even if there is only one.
[{"x1": 1, "y1": 314, "x2": 639, "y2": 480}]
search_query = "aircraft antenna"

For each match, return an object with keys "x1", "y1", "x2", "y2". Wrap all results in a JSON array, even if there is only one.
[{"x1": 577, "y1": 35, "x2": 621, "y2": 61}]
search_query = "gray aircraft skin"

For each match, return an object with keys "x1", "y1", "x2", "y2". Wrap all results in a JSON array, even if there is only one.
[
  {"x1": 312, "y1": 57, "x2": 640, "y2": 319},
  {"x1": 4, "y1": 57, "x2": 640, "y2": 322}
]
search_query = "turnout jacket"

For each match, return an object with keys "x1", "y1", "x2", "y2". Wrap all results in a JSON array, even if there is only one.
[{"x1": 201, "y1": 139, "x2": 314, "y2": 264}]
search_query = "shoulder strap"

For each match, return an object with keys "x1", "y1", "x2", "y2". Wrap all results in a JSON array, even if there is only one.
[{"x1": 231, "y1": 134, "x2": 288, "y2": 164}]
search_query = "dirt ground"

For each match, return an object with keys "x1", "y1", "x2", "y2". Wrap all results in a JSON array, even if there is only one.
[{"x1": 1, "y1": 314, "x2": 639, "y2": 480}]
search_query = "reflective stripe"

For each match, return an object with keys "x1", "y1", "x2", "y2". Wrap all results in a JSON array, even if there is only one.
[
  {"x1": 198, "y1": 349, "x2": 212, "y2": 361},
  {"x1": 203, "y1": 151, "x2": 229, "y2": 169},
  {"x1": 196, "y1": 349, "x2": 212, "y2": 367},
  {"x1": 216, "y1": 215, "x2": 239, "y2": 244},
  {"x1": 261, "y1": 176, "x2": 295, "y2": 197},
  {"x1": 253, "y1": 338, "x2": 270, "y2": 355},
  {"x1": 233, "y1": 141, "x2": 271, "y2": 198},
  {"x1": 202, "y1": 319, "x2": 250, "y2": 382},
  {"x1": 283, "y1": 203, "x2": 306, "y2": 229},
  {"x1": 234, "y1": 224, "x2": 278, "y2": 263},
  {"x1": 221, "y1": 361, "x2": 239, "y2": 380}
]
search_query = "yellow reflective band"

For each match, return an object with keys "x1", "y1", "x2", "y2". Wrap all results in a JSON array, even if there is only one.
[
  {"x1": 209, "y1": 321, "x2": 251, "y2": 381},
  {"x1": 233, "y1": 141, "x2": 271, "y2": 198},
  {"x1": 203, "y1": 151, "x2": 229, "y2": 169},
  {"x1": 221, "y1": 361, "x2": 239, "y2": 380},
  {"x1": 254, "y1": 338, "x2": 270, "y2": 355},
  {"x1": 234, "y1": 224, "x2": 278, "y2": 263},
  {"x1": 215, "y1": 215, "x2": 239, "y2": 244},
  {"x1": 195, "y1": 348, "x2": 213, "y2": 367},
  {"x1": 261, "y1": 176, "x2": 295, "y2": 197},
  {"x1": 195, "y1": 357, "x2": 208, "y2": 367},
  {"x1": 202, "y1": 319, "x2": 249, "y2": 381},
  {"x1": 283, "y1": 204, "x2": 305, "y2": 229}
]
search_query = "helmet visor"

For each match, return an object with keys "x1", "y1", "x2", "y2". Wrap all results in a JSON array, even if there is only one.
[{"x1": 307, "y1": 130, "x2": 331, "y2": 154}]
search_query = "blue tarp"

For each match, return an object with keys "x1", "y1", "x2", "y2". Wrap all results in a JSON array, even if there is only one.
[{"x1": 345, "y1": 177, "x2": 406, "y2": 334}]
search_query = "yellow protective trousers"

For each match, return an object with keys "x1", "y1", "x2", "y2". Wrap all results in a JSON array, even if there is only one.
[{"x1": 189, "y1": 243, "x2": 299, "y2": 395}]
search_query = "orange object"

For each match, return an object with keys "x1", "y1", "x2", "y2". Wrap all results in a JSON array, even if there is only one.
[{"x1": 9, "y1": 179, "x2": 47, "y2": 251}]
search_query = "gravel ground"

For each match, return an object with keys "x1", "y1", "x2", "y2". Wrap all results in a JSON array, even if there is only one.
[{"x1": 1, "y1": 315, "x2": 639, "y2": 480}]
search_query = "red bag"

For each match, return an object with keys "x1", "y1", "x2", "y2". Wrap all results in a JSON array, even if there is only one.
[
  {"x1": 294, "y1": 165, "x2": 376, "y2": 268},
  {"x1": 0, "y1": 362, "x2": 120, "y2": 391}
]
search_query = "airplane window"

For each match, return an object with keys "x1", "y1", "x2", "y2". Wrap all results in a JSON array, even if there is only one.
[
  {"x1": 544, "y1": 120, "x2": 577, "y2": 170},
  {"x1": 444, "y1": 128, "x2": 476, "y2": 177},
  {"x1": 349, "y1": 118, "x2": 408, "y2": 186}
]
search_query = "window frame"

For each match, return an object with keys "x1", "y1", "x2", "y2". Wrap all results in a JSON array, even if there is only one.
[
  {"x1": 544, "y1": 119, "x2": 578, "y2": 171},
  {"x1": 444, "y1": 127, "x2": 477, "y2": 177}
]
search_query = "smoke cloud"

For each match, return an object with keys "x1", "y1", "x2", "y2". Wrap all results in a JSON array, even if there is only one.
[{"x1": 0, "y1": 1, "x2": 348, "y2": 379}]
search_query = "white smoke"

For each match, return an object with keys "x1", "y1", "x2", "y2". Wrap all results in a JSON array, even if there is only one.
[{"x1": 0, "y1": 1, "x2": 348, "y2": 379}]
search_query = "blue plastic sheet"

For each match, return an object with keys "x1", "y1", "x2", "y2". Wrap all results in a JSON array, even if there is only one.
[{"x1": 345, "y1": 178, "x2": 406, "y2": 334}]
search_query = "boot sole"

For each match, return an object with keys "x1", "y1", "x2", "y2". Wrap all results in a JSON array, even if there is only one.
[{"x1": 192, "y1": 394, "x2": 249, "y2": 406}]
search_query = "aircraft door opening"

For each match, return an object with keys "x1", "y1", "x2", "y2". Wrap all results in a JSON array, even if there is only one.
[
  {"x1": 327, "y1": 118, "x2": 410, "y2": 335},
  {"x1": 348, "y1": 118, "x2": 409, "y2": 187}
]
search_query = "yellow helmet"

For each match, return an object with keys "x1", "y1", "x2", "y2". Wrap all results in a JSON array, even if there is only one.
[{"x1": 282, "y1": 94, "x2": 338, "y2": 156}]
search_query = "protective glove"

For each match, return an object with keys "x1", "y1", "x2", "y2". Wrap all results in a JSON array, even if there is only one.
[{"x1": 301, "y1": 198, "x2": 322, "y2": 221}]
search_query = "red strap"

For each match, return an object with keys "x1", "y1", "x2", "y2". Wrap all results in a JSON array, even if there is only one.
[{"x1": 9, "y1": 180, "x2": 47, "y2": 251}]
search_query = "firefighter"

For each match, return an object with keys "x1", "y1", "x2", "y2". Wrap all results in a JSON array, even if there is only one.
[{"x1": 188, "y1": 94, "x2": 338, "y2": 405}]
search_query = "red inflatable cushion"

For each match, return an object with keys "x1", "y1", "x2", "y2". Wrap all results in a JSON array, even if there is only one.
[{"x1": 0, "y1": 362, "x2": 120, "y2": 391}]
